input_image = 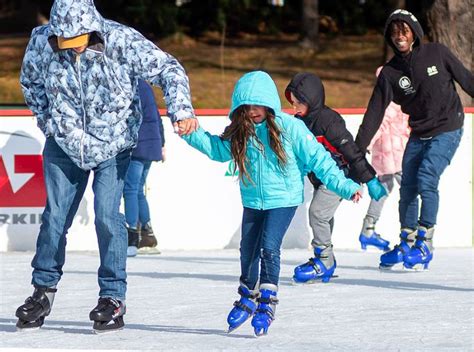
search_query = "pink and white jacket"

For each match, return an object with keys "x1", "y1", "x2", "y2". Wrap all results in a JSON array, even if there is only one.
[{"x1": 368, "y1": 67, "x2": 410, "y2": 176}]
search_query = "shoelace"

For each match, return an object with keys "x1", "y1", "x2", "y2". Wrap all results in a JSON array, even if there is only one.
[{"x1": 99, "y1": 297, "x2": 121, "y2": 308}]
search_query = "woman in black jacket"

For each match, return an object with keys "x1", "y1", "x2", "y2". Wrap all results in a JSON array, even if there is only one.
[{"x1": 356, "y1": 9, "x2": 473, "y2": 270}]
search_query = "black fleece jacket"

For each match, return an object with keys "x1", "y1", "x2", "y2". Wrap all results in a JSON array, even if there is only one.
[
  {"x1": 285, "y1": 73, "x2": 376, "y2": 188},
  {"x1": 356, "y1": 9, "x2": 474, "y2": 152}
]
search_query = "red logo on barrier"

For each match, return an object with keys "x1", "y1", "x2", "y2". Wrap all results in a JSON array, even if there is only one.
[{"x1": 0, "y1": 155, "x2": 46, "y2": 207}]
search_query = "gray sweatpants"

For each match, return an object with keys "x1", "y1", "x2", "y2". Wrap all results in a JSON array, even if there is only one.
[
  {"x1": 365, "y1": 172, "x2": 402, "y2": 222},
  {"x1": 309, "y1": 185, "x2": 342, "y2": 247}
]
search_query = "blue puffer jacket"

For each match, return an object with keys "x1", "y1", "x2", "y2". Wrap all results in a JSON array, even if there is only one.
[
  {"x1": 183, "y1": 71, "x2": 360, "y2": 210},
  {"x1": 20, "y1": 0, "x2": 193, "y2": 170},
  {"x1": 132, "y1": 80, "x2": 164, "y2": 161}
]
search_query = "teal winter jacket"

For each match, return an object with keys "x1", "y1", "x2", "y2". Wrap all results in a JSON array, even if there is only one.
[{"x1": 183, "y1": 71, "x2": 360, "y2": 210}]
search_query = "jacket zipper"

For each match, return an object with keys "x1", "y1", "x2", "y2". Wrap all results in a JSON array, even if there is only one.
[
  {"x1": 76, "y1": 53, "x2": 86, "y2": 168},
  {"x1": 256, "y1": 128, "x2": 264, "y2": 209},
  {"x1": 407, "y1": 50, "x2": 416, "y2": 88}
]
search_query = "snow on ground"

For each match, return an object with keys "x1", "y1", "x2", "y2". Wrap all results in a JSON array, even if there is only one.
[{"x1": 1, "y1": 248, "x2": 473, "y2": 351}]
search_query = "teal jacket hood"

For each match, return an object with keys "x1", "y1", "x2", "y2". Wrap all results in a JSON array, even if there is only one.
[
  {"x1": 230, "y1": 71, "x2": 282, "y2": 117},
  {"x1": 49, "y1": 0, "x2": 104, "y2": 38}
]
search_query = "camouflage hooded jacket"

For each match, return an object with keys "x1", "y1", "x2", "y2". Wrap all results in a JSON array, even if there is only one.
[{"x1": 20, "y1": 0, "x2": 194, "y2": 170}]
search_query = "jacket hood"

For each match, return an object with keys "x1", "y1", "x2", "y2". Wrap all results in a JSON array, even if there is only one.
[
  {"x1": 229, "y1": 71, "x2": 281, "y2": 118},
  {"x1": 285, "y1": 72, "x2": 325, "y2": 115},
  {"x1": 49, "y1": 0, "x2": 104, "y2": 38},
  {"x1": 384, "y1": 9, "x2": 424, "y2": 55}
]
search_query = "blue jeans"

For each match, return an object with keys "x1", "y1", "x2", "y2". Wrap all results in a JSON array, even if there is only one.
[
  {"x1": 123, "y1": 158, "x2": 152, "y2": 228},
  {"x1": 31, "y1": 138, "x2": 130, "y2": 300},
  {"x1": 239, "y1": 206, "x2": 297, "y2": 289},
  {"x1": 399, "y1": 128, "x2": 463, "y2": 229}
]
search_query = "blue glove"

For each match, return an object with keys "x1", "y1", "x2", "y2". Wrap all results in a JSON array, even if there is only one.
[{"x1": 367, "y1": 177, "x2": 388, "y2": 201}]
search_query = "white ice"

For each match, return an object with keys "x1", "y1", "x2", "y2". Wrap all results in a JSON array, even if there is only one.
[{"x1": 1, "y1": 248, "x2": 473, "y2": 351}]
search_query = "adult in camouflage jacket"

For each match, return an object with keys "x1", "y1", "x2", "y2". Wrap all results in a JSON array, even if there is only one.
[{"x1": 16, "y1": 0, "x2": 197, "y2": 331}]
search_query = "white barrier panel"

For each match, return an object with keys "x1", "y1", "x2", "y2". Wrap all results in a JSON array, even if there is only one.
[{"x1": 0, "y1": 114, "x2": 472, "y2": 252}]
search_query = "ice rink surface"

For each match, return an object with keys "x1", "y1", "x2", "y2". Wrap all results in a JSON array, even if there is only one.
[{"x1": 1, "y1": 248, "x2": 473, "y2": 351}]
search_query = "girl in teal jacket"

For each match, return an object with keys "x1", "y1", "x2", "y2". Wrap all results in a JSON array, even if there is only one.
[{"x1": 181, "y1": 71, "x2": 361, "y2": 336}]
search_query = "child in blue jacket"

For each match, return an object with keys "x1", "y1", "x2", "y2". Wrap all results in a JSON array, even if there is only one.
[
  {"x1": 181, "y1": 71, "x2": 361, "y2": 336},
  {"x1": 285, "y1": 73, "x2": 387, "y2": 285}
]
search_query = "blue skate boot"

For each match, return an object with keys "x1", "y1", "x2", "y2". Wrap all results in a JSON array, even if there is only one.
[
  {"x1": 227, "y1": 283, "x2": 258, "y2": 332},
  {"x1": 379, "y1": 228, "x2": 416, "y2": 270},
  {"x1": 293, "y1": 246, "x2": 336, "y2": 284},
  {"x1": 251, "y1": 284, "x2": 278, "y2": 336},
  {"x1": 359, "y1": 216, "x2": 390, "y2": 251},
  {"x1": 403, "y1": 226, "x2": 434, "y2": 270}
]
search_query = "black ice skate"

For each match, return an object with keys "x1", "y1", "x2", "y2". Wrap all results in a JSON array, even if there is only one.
[
  {"x1": 89, "y1": 297, "x2": 126, "y2": 333},
  {"x1": 15, "y1": 286, "x2": 57, "y2": 330},
  {"x1": 138, "y1": 222, "x2": 160, "y2": 255}
]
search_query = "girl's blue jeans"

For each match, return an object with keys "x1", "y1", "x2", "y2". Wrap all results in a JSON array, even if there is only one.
[{"x1": 239, "y1": 206, "x2": 297, "y2": 289}]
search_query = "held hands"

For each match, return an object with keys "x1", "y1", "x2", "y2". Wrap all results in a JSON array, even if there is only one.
[
  {"x1": 174, "y1": 117, "x2": 199, "y2": 136},
  {"x1": 351, "y1": 189, "x2": 363, "y2": 203},
  {"x1": 367, "y1": 177, "x2": 388, "y2": 201}
]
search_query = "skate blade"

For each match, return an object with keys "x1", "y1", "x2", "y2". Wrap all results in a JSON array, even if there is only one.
[
  {"x1": 137, "y1": 247, "x2": 161, "y2": 255},
  {"x1": 227, "y1": 320, "x2": 248, "y2": 333},
  {"x1": 403, "y1": 264, "x2": 429, "y2": 272},
  {"x1": 254, "y1": 329, "x2": 268, "y2": 337},
  {"x1": 227, "y1": 326, "x2": 239, "y2": 333},
  {"x1": 93, "y1": 322, "x2": 124, "y2": 334},
  {"x1": 16, "y1": 326, "x2": 41, "y2": 332},
  {"x1": 292, "y1": 275, "x2": 338, "y2": 285},
  {"x1": 379, "y1": 263, "x2": 410, "y2": 271},
  {"x1": 16, "y1": 317, "x2": 45, "y2": 331},
  {"x1": 361, "y1": 247, "x2": 390, "y2": 253},
  {"x1": 92, "y1": 318, "x2": 124, "y2": 333},
  {"x1": 93, "y1": 326, "x2": 124, "y2": 334}
]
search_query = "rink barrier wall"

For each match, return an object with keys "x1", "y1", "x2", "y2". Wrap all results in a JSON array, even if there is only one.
[{"x1": 0, "y1": 108, "x2": 472, "y2": 251}]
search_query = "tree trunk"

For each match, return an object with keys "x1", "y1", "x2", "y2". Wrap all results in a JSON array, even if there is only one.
[
  {"x1": 300, "y1": 0, "x2": 319, "y2": 50},
  {"x1": 426, "y1": 0, "x2": 473, "y2": 106},
  {"x1": 18, "y1": 0, "x2": 39, "y2": 29}
]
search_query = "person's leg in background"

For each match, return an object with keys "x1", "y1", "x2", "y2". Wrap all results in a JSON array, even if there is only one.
[
  {"x1": 136, "y1": 161, "x2": 159, "y2": 252},
  {"x1": 123, "y1": 158, "x2": 144, "y2": 256},
  {"x1": 359, "y1": 173, "x2": 394, "y2": 251}
]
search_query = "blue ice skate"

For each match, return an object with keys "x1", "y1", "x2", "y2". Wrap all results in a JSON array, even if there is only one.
[
  {"x1": 251, "y1": 284, "x2": 278, "y2": 336},
  {"x1": 403, "y1": 227, "x2": 434, "y2": 270},
  {"x1": 293, "y1": 248, "x2": 336, "y2": 283},
  {"x1": 227, "y1": 284, "x2": 258, "y2": 333},
  {"x1": 359, "y1": 233, "x2": 390, "y2": 251},
  {"x1": 379, "y1": 228, "x2": 415, "y2": 270}
]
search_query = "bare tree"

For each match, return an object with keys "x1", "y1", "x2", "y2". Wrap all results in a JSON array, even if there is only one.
[
  {"x1": 300, "y1": 0, "x2": 319, "y2": 50},
  {"x1": 18, "y1": 0, "x2": 39, "y2": 28},
  {"x1": 425, "y1": 0, "x2": 473, "y2": 106}
]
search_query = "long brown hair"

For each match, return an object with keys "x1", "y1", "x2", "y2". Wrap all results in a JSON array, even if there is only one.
[{"x1": 221, "y1": 105, "x2": 287, "y2": 185}]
